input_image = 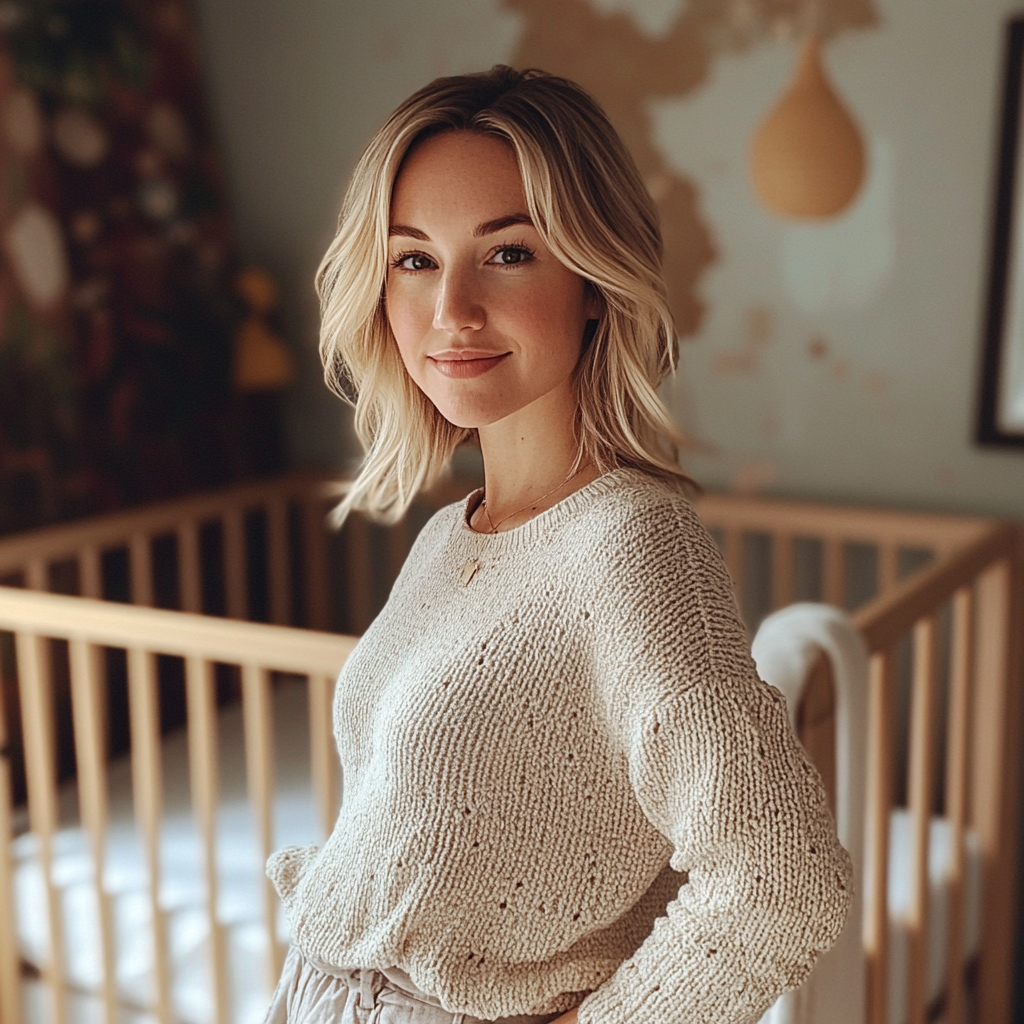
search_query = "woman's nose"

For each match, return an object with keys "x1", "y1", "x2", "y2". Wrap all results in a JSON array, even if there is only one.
[{"x1": 432, "y1": 267, "x2": 485, "y2": 334}]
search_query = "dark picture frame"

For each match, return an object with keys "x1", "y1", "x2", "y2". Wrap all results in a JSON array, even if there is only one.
[{"x1": 978, "y1": 15, "x2": 1024, "y2": 448}]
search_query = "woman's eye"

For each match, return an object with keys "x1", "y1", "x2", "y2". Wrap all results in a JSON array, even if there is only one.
[
  {"x1": 394, "y1": 253, "x2": 436, "y2": 271},
  {"x1": 488, "y1": 246, "x2": 532, "y2": 266}
]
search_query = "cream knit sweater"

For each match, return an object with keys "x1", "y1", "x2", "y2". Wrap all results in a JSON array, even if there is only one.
[{"x1": 267, "y1": 469, "x2": 852, "y2": 1024}]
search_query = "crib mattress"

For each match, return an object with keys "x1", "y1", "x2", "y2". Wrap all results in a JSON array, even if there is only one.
[{"x1": 12, "y1": 682, "x2": 984, "y2": 1024}]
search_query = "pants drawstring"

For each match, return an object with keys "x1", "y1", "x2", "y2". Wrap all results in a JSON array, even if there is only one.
[{"x1": 359, "y1": 969, "x2": 378, "y2": 1011}]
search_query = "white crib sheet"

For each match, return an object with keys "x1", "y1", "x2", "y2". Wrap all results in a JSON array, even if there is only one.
[{"x1": 12, "y1": 682, "x2": 984, "y2": 1024}]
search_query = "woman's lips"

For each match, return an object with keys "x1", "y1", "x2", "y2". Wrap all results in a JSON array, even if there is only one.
[{"x1": 428, "y1": 351, "x2": 510, "y2": 379}]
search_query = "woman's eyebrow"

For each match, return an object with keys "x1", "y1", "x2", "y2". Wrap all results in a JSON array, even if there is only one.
[
  {"x1": 389, "y1": 224, "x2": 430, "y2": 240},
  {"x1": 475, "y1": 213, "x2": 533, "y2": 237},
  {"x1": 387, "y1": 213, "x2": 533, "y2": 241}
]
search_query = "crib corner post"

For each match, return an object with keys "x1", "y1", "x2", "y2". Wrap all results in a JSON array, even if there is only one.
[{"x1": 972, "y1": 530, "x2": 1024, "y2": 1024}]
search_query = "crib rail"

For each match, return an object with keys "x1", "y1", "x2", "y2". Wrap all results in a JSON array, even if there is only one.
[
  {"x1": 0, "y1": 471, "x2": 336, "y2": 628},
  {"x1": 0, "y1": 586, "x2": 357, "y2": 1024},
  {"x1": 0, "y1": 471, "x2": 476, "y2": 638},
  {"x1": 0, "y1": 472, "x2": 995, "y2": 637},
  {"x1": 848, "y1": 520, "x2": 1024, "y2": 1024},
  {"x1": 691, "y1": 492, "x2": 993, "y2": 626}
]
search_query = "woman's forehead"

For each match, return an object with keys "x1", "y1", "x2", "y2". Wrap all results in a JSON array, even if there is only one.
[{"x1": 390, "y1": 131, "x2": 530, "y2": 235}]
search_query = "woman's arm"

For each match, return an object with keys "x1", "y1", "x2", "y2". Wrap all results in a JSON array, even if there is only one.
[{"x1": 577, "y1": 500, "x2": 852, "y2": 1024}]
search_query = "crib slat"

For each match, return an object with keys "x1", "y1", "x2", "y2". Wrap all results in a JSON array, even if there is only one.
[
  {"x1": 879, "y1": 541, "x2": 899, "y2": 596},
  {"x1": 267, "y1": 498, "x2": 292, "y2": 626},
  {"x1": 346, "y1": 515, "x2": 374, "y2": 634},
  {"x1": 79, "y1": 545, "x2": 103, "y2": 599},
  {"x1": 310, "y1": 673, "x2": 338, "y2": 841},
  {"x1": 242, "y1": 663, "x2": 283, "y2": 990},
  {"x1": 0, "y1": 637, "x2": 21, "y2": 1024},
  {"x1": 823, "y1": 538, "x2": 845, "y2": 607},
  {"x1": 16, "y1": 632, "x2": 67, "y2": 1024},
  {"x1": 178, "y1": 520, "x2": 202, "y2": 613},
  {"x1": 771, "y1": 533, "x2": 794, "y2": 610},
  {"x1": 971, "y1": 560, "x2": 1011, "y2": 847},
  {"x1": 723, "y1": 528, "x2": 744, "y2": 601},
  {"x1": 25, "y1": 557, "x2": 47, "y2": 591},
  {"x1": 186, "y1": 656, "x2": 228, "y2": 1024},
  {"x1": 127, "y1": 647, "x2": 171, "y2": 1022},
  {"x1": 303, "y1": 493, "x2": 330, "y2": 630},
  {"x1": 129, "y1": 532, "x2": 155, "y2": 606},
  {"x1": 69, "y1": 639, "x2": 117, "y2": 1024},
  {"x1": 223, "y1": 507, "x2": 247, "y2": 620},
  {"x1": 796, "y1": 650, "x2": 837, "y2": 815},
  {"x1": 907, "y1": 616, "x2": 940, "y2": 1024},
  {"x1": 865, "y1": 647, "x2": 894, "y2": 1024},
  {"x1": 943, "y1": 587, "x2": 973, "y2": 1024}
]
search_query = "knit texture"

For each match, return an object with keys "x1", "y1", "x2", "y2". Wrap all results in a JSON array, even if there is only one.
[{"x1": 267, "y1": 469, "x2": 853, "y2": 1024}]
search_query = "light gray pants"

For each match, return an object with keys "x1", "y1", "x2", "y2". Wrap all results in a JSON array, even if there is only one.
[{"x1": 263, "y1": 945, "x2": 562, "y2": 1024}]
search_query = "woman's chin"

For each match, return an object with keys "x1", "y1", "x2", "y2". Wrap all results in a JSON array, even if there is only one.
[{"x1": 433, "y1": 399, "x2": 511, "y2": 431}]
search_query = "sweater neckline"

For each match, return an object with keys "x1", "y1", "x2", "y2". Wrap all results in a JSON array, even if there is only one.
[{"x1": 456, "y1": 467, "x2": 644, "y2": 552}]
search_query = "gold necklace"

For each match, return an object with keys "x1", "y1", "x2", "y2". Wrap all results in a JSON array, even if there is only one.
[{"x1": 479, "y1": 453, "x2": 586, "y2": 534}]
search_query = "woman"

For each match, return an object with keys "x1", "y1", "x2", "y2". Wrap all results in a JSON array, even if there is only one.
[{"x1": 265, "y1": 65, "x2": 851, "y2": 1024}]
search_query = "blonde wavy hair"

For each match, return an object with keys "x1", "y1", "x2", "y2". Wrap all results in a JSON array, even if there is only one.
[{"x1": 317, "y1": 65, "x2": 693, "y2": 525}]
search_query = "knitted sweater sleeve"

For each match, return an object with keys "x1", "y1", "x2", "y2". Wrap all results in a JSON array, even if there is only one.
[{"x1": 576, "y1": 502, "x2": 853, "y2": 1024}]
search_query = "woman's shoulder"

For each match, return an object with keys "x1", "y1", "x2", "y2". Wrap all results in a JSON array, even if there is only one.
[
  {"x1": 571, "y1": 468, "x2": 734, "y2": 607},
  {"x1": 573, "y1": 467, "x2": 713, "y2": 556},
  {"x1": 574, "y1": 470, "x2": 749, "y2": 689}
]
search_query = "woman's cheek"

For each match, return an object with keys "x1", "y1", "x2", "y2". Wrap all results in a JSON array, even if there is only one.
[{"x1": 387, "y1": 294, "x2": 428, "y2": 367}]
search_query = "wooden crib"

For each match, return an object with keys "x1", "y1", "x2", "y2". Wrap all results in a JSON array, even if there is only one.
[{"x1": 0, "y1": 473, "x2": 1019, "y2": 1024}]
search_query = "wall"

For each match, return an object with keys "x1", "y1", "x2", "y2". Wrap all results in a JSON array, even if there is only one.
[
  {"x1": 191, "y1": 0, "x2": 1024, "y2": 520},
  {"x1": 660, "y1": 0, "x2": 1024, "y2": 518}
]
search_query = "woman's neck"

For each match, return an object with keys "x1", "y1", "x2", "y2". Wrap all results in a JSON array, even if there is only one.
[{"x1": 470, "y1": 385, "x2": 600, "y2": 533}]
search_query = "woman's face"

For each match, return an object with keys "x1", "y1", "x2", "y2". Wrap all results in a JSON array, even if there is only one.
[{"x1": 385, "y1": 130, "x2": 598, "y2": 430}]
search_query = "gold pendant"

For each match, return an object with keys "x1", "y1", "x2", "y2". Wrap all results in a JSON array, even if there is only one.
[{"x1": 460, "y1": 558, "x2": 481, "y2": 586}]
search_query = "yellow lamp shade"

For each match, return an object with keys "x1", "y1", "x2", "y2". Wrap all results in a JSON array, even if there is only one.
[{"x1": 750, "y1": 35, "x2": 866, "y2": 219}]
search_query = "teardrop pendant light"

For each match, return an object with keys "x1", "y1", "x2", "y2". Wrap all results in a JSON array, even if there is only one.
[{"x1": 750, "y1": 34, "x2": 866, "y2": 219}]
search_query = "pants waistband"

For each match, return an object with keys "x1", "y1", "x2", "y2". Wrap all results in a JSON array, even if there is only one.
[{"x1": 338, "y1": 965, "x2": 560, "y2": 1024}]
